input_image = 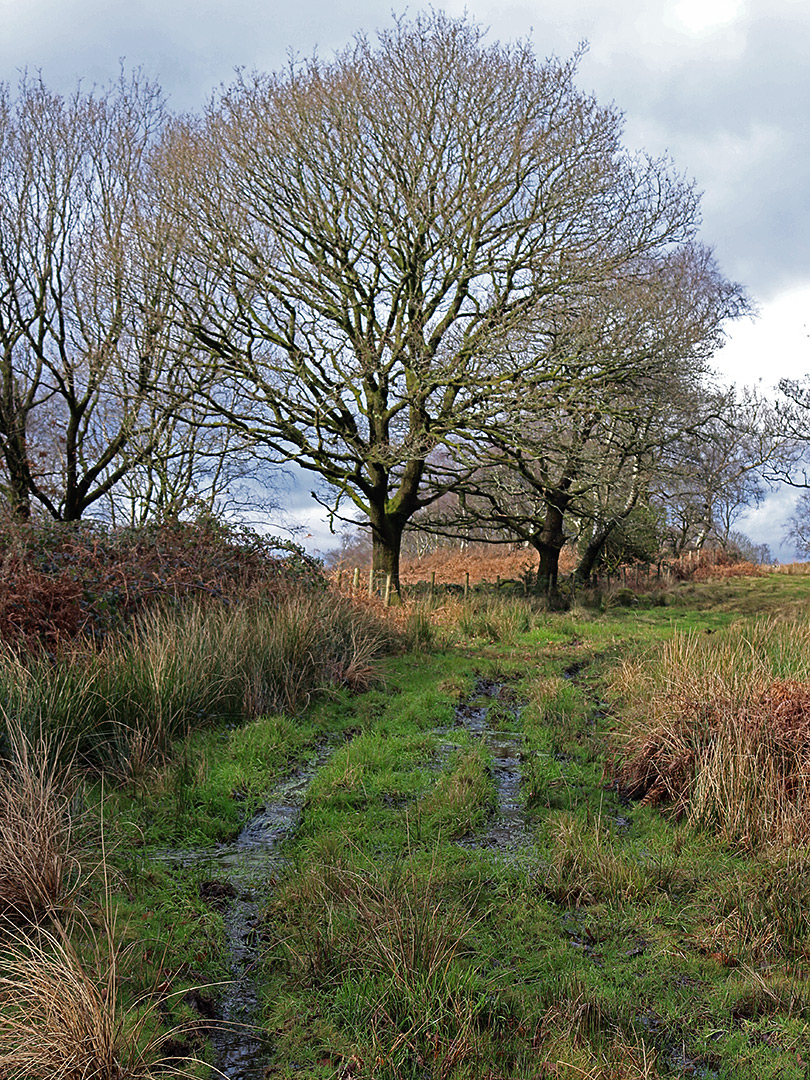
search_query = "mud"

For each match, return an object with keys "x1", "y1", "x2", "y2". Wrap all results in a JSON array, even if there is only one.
[
  {"x1": 154, "y1": 742, "x2": 335, "y2": 1079},
  {"x1": 453, "y1": 677, "x2": 530, "y2": 849}
]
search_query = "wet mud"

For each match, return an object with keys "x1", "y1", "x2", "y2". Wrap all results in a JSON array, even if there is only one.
[
  {"x1": 155, "y1": 743, "x2": 335, "y2": 1079},
  {"x1": 453, "y1": 677, "x2": 530, "y2": 849}
]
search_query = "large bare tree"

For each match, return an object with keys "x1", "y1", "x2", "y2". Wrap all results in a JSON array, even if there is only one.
[
  {"x1": 167, "y1": 12, "x2": 706, "y2": 590},
  {"x1": 407, "y1": 243, "x2": 747, "y2": 591}
]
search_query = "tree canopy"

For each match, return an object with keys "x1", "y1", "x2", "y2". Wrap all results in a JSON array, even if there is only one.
[{"x1": 164, "y1": 12, "x2": 735, "y2": 588}]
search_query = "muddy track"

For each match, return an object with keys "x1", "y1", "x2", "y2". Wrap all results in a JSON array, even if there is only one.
[
  {"x1": 154, "y1": 741, "x2": 337, "y2": 1079},
  {"x1": 453, "y1": 676, "x2": 530, "y2": 850}
]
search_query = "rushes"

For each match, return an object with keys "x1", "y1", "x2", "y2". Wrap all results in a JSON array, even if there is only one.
[
  {"x1": 0, "y1": 591, "x2": 396, "y2": 776},
  {"x1": 0, "y1": 914, "x2": 206, "y2": 1080},
  {"x1": 0, "y1": 720, "x2": 78, "y2": 919},
  {"x1": 611, "y1": 619, "x2": 810, "y2": 848}
]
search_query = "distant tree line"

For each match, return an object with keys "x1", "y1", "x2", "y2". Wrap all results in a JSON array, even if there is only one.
[{"x1": 0, "y1": 14, "x2": 804, "y2": 590}]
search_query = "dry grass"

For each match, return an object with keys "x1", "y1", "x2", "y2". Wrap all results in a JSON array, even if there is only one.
[
  {"x1": 0, "y1": 911, "x2": 208, "y2": 1080},
  {"x1": 611, "y1": 620, "x2": 810, "y2": 848},
  {"x1": 0, "y1": 719, "x2": 79, "y2": 919}
]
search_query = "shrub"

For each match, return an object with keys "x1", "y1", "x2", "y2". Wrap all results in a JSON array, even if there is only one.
[{"x1": 0, "y1": 515, "x2": 324, "y2": 652}]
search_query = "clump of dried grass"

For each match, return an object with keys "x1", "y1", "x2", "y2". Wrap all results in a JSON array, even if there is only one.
[
  {"x1": 0, "y1": 718, "x2": 78, "y2": 919},
  {"x1": 0, "y1": 910, "x2": 208, "y2": 1080},
  {"x1": 611, "y1": 620, "x2": 810, "y2": 848}
]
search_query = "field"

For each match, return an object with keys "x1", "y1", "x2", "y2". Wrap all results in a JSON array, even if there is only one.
[{"x1": 3, "y1": 557, "x2": 810, "y2": 1079}]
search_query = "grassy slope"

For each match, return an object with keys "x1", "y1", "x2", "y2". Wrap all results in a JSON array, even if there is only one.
[{"x1": 92, "y1": 573, "x2": 810, "y2": 1077}]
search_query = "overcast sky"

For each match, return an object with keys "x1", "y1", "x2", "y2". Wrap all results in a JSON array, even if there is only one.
[{"x1": 2, "y1": 0, "x2": 807, "y2": 555}]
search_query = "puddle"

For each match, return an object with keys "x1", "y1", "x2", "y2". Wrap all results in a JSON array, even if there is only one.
[
  {"x1": 153, "y1": 743, "x2": 335, "y2": 1079},
  {"x1": 563, "y1": 660, "x2": 587, "y2": 681},
  {"x1": 453, "y1": 678, "x2": 530, "y2": 849}
]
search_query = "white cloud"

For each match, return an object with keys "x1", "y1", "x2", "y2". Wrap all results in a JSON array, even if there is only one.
[
  {"x1": 714, "y1": 284, "x2": 810, "y2": 391},
  {"x1": 669, "y1": 0, "x2": 747, "y2": 36}
]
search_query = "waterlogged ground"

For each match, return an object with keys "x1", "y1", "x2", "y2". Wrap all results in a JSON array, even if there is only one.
[{"x1": 102, "y1": 574, "x2": 810, "y2": 1079}]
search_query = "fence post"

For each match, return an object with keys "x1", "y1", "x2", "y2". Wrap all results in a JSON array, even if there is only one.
[
  {"x1": 464, "y1": 571, "x2": 470, "y2": 599},
  {"x1": 430, "y1": 570, "x2": 435, "y2": 598},
  {"x1": 384, "y1": 573, "x2": 392, "y2": 606},
  {"x1": 368, "y1": 566, "x2": 374, "y2": 597},
  {"x1": 352, "y1": 566, "x2": 360, "y2": 593}
]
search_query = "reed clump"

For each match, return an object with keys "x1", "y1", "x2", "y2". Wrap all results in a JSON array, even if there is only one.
[
  {"x1": 0, "y1": 591, "x2": 397, "y2": 777},
  {"x1": 0, "y1": 721, "x2": 79, "y2": 919},
  {"x1": 611, "y1": 619, "x2": 810, "y2": 848}
]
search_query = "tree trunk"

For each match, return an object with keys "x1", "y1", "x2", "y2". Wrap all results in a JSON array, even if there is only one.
[
  {"x1": 574, "y1": 523, "x2": 618, "y2": 585},
  {"x1": 2, "y1": 430, "x2": 32, "y2": 520},
  {"x1": 531, "y1": 503, "x2": 568, "y2": 597},
  {"x1": 369, "y1": 511, "x2": 406, "y2": 597}
]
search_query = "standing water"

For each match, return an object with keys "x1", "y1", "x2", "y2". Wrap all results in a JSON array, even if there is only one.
[
  {"x1": 454, "y1": 678, "x2": 530, "y2": 849},
  {"x1": 155, "y1": 743, "x2": 335, "y2": 1079}
]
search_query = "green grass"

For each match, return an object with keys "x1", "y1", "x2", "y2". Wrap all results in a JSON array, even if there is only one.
[{"x1": 10, "y1": 571, "x2": 810, "y2": 1078}]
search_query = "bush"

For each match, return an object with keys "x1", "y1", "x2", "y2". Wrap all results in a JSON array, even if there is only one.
[{"x1": 0, "y1": 516, "x2": 324, "y2": 652}]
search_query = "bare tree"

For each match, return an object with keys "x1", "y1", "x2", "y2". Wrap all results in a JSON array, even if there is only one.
[
  {"x1": 0, "y1": 71, "x2": 219, "y2": 523},
  {"x1": 415, "y1": 243, "x2": 746, "y2": 592},
  {"x1": 658, "y1": 388, "x2": 779, "y2": 555},
  {"x1": 166, "y1": 12, "x2": 707, "y2": 591}
]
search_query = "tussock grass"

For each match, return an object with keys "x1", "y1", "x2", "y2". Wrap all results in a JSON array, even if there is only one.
[
  {"x1": 0, "y1": 720, "x2": 78, "y2": 919},
  {"x1": 455, "y1": 596, "x2": 535, "y2": 643},
  {"x1": 552, "y1": 1038, "x2": 660, "y2": 1079},
  {"x1": 421, "y1": 747, "x2": 495, "y2": 839},
  {"x1": 702, "y1": 846, "x2": 810, "y2": 962},
  {"x1": 611, "y1": 619, "x2": 810, "y2": 848},
  {"x1": 267, "y1": 853, "x2": 491, "y2": 1076},
  {"x1": 0, "y1": 911, "x2": 207, "y2": 1079},
  {"x1": 0, "y1": 592, "x2": 396, "y2": 776},
  {"x1": 537, "y1": 812, "x2": 679, "y2": 907}
]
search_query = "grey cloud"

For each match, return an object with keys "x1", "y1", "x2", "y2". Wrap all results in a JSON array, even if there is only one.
[{"x1": 575, "y1": 3, "x2": 810, "y2": 298}]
